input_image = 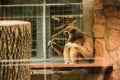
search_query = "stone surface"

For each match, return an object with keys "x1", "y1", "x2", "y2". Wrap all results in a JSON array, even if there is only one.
[
  {"x1": 94, "y1": 0, "x2": 103, "y2": 10},
  {"x1": 94, "y1": 39, "x2": 112, "y2": 65},
  {"x1": 94, "y1": 39, "x2": 104, "y2": 57},
  {"x1": 95, "y1": 39, "x2": 106, "y2": 63},
  {"x1": 103, "y1": 6, "x2": 119, "y2": 17},
  {"x1": 106, "y1": 18, "x2": 120, "y2": 30},
  {"x1": 100, "y1": 0, "x2": 120, "y2": 6},
  {"x1": 94, "y1": 0, "x2": 120, "y2": 80},
  {"x1": 108, "y1": 29, "x2": 120, "y2": 50},
  {"x1": 109, "y1": 47, "x2": 120, "y2": 70},
  {"x1": 108, "y1": 69, "x2": 120, "y2": 80},
  {"x1": 93, "y1": 24, "x2": 105, "y2": 38},
  {"x1": 94, "y1": 10, "x2": 106, "y2": 24}
]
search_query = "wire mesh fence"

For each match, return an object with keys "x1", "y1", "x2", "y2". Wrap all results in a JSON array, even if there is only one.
[{"x1": 1, "y1": 0, "x2": 83, "y2": 60}]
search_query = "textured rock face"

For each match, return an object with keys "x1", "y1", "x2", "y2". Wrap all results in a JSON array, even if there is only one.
[
  {"x1": 93, "y1": 24, "x2": 105, "y2": 38},
  {"x1": 103, "y1": 6, "x2": 119, "y2": 17},
  {"x1": 106, "y1": 18, "x2": 120, "y2": 30},
  {"x1": 94, "y1": 0, "x2": 120, "y2": 63},
  {"x1": 94, "y1": 10, "x2": 106, "y2": 24},
  {"x1": 107, "y1": 29, "x2": 120, "y2": 50},
  {"x1": 94, "y1": 0, "x2": 120, "y2": 79},
  {"x1": 100, "y1": 0, "x2": 120, "y2": 6}
]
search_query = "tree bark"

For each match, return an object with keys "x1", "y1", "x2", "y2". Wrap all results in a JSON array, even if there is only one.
[{"x1": 0, "y1": 20, "x2": 31, "y2": 80}]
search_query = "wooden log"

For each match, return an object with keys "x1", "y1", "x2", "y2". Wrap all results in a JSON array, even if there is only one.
[{"x1": 0, "y1": 20, "x2": 31, "y2": 80}]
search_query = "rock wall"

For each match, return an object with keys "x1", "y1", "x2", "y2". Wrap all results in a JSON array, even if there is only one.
[{"x1": 94, "y1": 0, "x2": 120, "y2": 79}]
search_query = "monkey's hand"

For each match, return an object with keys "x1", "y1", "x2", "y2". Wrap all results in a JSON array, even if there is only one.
[
  {"x1": 65, "y1": 42, "x2": 78, "y2": 48},
  {"x1": 47, "y1": 40, "x2": 56, "y2": 48}
]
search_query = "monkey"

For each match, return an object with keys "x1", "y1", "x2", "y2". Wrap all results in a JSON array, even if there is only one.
[{"x1": 48, "y1": 25, "x2": 93, "y2": 64}]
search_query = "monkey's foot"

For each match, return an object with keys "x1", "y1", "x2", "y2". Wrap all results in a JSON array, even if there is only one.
[{"x1": 65, "y1": 61, "x2": 71, "y2": 64}]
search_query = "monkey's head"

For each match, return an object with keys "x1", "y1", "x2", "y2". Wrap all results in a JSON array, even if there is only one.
[{"x1": 64, "y1": 26, "x2": 84, "y2": 40}]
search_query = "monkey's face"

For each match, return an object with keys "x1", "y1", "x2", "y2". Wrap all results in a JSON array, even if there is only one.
[
  {"x1": 64, "y1": 26, "x2": 77, "y2": 39},
  {"x1": 64, "y1": 31, "x2": 70, "y2": 39},
  {"x1": 64, "y1": 26, "x2": 84, "y2": 41}
]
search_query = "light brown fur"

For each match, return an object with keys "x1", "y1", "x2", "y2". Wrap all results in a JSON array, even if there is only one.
[{"x1": 50, "y1": 25, "x2": 93, "y2": 64}]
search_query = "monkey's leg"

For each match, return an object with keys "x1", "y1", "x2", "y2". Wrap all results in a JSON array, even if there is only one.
[
  {"x1": 51, "y1": 43, "x2": 63, "y2": 57},
  {"x1": 75, "y1": 44, "x2": 93, "y2": 58},
  {"x1": 70, "y1": 47, "x2": 78, "y2": 64},
  {"x1": 63, "y1": 47, "x2": 71, "y2": 64}
]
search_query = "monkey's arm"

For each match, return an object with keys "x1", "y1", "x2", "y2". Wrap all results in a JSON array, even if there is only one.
[
  {"x1": 76, "y1": 38, "x2": 93, "y2": 58},
  {"x1": 51, "y1": 43, "x2": 63, "y2": 57}
]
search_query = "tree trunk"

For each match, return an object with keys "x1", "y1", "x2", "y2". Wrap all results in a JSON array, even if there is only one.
[
  {"x1": 0, "y1": 20, "x2": 31, "y2": 80},
  {"x1": 0, "y1": 0, "x2": 2, "y2": 20}
]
